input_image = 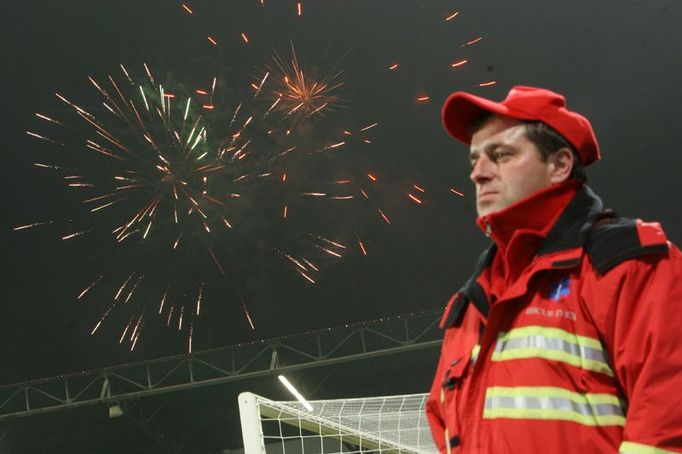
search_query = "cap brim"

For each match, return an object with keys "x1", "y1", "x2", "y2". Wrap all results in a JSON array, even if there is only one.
[{"x1": 441, "y1": 91, "x2": 533, "y2": 144}]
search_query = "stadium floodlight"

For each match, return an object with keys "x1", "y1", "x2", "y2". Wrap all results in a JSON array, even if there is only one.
[
  {"x1": 108, "y1": 403, "x2": 123, "y2": 418},
  {"x1": 278, "y1": 375, "x2": 314, "y2": 412}
]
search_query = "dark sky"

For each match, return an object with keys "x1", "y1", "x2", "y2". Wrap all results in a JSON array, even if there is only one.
[{"x1": 2, "y1": 0, "x2": 681, "y2": 384}]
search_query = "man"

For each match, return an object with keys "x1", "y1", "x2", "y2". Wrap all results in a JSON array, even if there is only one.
[{"x1": 426, "y1": 86, "x2": 682, "y2": 453}]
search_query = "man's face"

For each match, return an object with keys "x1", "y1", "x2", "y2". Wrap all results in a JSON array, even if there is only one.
[{"x1": 469, "y1": 116, "x2": 554, "y2": 217}]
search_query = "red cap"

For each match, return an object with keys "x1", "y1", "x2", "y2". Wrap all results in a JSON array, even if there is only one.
[{"x1": 441, "y1": 85, "x2": 600, "y2": 166}]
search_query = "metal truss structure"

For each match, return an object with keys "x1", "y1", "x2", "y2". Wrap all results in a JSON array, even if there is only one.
[{"x1": 0, "y1": 310, "x2": 442, "y2": 423}]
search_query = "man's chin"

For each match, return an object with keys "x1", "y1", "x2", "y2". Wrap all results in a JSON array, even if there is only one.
[
  {"x1": 478, "y1": 199, "x2": 517, "y2": 217},
  {"x1": 476, "y1": 203, "x2": 501, "y2": 218}
]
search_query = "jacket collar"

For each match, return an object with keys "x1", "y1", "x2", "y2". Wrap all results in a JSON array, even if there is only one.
[
  {"x1": 476, "y1": 180, "x2": 581, "y2": 254},
  {"x1": 443, "y1": 184, "x2": 604, "y2": 328},
  {"x1": 538, "y1": 184, "x2": 603, "y2": 255}
]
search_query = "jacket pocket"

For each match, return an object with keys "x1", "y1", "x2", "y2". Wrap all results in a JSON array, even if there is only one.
[{"x1": 440, "y1": 350, "x2": 474, "y2": 453}]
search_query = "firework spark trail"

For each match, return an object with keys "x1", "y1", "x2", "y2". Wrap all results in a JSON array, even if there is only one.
[
  {"x1": 408, "y1": 193, "x2": 423, "y2": 204},
  {"x1": 196, "y1": 283, "x2": 203, "y2": 315},
  {"x1": 188, "y1": 322, "x2": 194, "y2": 353},
  {"x1": 33, "y1": 162, "x2": 65, "y2": 170},
  {"x1": 243, "y1": 303, "x2": 256, "y2": 330},
  {"x1": 159, "y1": 285, "x2": 169, "y2": 314},
  {"x1": 124, "y1": 274, "x2": 144, "y2": 303},
  {"x1": 377, "y1": 208, "x2": 391, "y2": 225},
  {"x1": 114, "y1": 273, "x2": 135, "y2": 301},
  {"x1": 357, "y1": 237, "x2": 368, "y2": 256},
  {"x1": 316, "y1": 245, "x2": 342, "y2": 258},
  {"x1": 35, "y1": 113, "x2": 66, "y2": 127},
  {"x1": 358, "y1": 122, "x2": 378, "y2": 132},
  {"x1": 13, "y1": 220, "x2": 61, "y2": 231},
  {"x1": 91, "y1": 303, "x2": 116, "y2": 335},
  {"x1": 462, "y1": 37, "x2": 483, "y2": 47},
  {"x1": 301, "y1": 258, "x2": 319, "y2": 272},
  {"x1": 166, "y1": 306, "x2": 174, "y2": 327},
  {"x1": 78, "y1": 275, "x2": 104, "y2": 300},
  {"x1": 26, "y1": 131, "x2": 63, "y2": 145},
  {"x1": 119, "y1": 317, "x2": 133, "y2": 344},
  {"x1": 131, "y1": 331, "x2": 141, "y2": 351},
  {"x1": 178, "y1": 306, "x2": 185, "y2": 331},
  {"x1": 131, "y1": 311, "x2": 144, "y2": 341},
  {"x1": 281, "y1": 251, "x2": 309, "y2": 273},
  {"x1": 316, "y1": 236, "x2": 346, "y2": 249},
  {"x1": 445, "y1": 11, "x2": 460, "y2": 21},
  {"x1": 297, "y1": 269, "x2": 315, "y2": 284},
  {"x1": 62, "y1": 231, "x2": 88, "y2": 240}
]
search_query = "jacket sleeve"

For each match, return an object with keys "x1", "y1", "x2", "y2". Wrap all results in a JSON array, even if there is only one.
[
  {"x1": 426, "y1": 293, "x2": 460, "y2": 454},
  {"x1": 427, "y1": 349, "x2": 447, "y2": 454},
  {"x1": 593, "y1": 244, "x2": 682, "y2": 453}
]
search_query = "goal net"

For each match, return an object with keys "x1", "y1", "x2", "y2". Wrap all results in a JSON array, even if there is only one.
[{"x1": 238, "y1": 392, "x2": 437, "y2": 454}]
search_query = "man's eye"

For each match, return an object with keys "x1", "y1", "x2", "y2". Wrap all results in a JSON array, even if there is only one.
[{"x1": 492, "y1": 151, "x2": 511, "y2": 161}]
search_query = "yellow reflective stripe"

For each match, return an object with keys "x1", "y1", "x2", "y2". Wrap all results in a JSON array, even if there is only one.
[
  {"x1": 484, "y1": 386, "x2": 625, "y2": 427},
  {"x1": 486, "y1": 386, "x2": 621, "y2": 405},
  {"x1": 497, "y1": 326, "x2": 602, "y2": 350},
  {"x1": 471, "y1": 344, "x2": 481, "y2": 365},
  {"x1": 620, "y1": 441, "x2": 679, "y2": 454},
  {"x1": 493, "y1": 325, "x2": 613, "y2": 376},
  {"x1": 484, "y1": 407, "x2": 625, "y2": 427},
  {"x1": 444, "y1": 428, "x2": 451, "y2": 454},
  {"x1": 492, "y1": 347, "x2": 613, "y2": 375}
]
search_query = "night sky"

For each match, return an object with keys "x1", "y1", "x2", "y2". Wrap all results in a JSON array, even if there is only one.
[{"x1": 2, "y1": 0, "x2": 681, "y2": 385}]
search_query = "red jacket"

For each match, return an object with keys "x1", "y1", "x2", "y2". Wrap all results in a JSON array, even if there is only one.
[{"x1": 427, "y1": 181, "x2": 682, "y2": 453}]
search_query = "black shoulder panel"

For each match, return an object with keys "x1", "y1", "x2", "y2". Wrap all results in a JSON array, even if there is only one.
[
  {"x1": 585, "y1": 217, "x2": 668, "y2": 276},
  {"x1": 442, "y1": 246, "x2": 495, "y2": 329},
  {"x1": 442, "y1": 294, "x2": 468, "y2": 328}
]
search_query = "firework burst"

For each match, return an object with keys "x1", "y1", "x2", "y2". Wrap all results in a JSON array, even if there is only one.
[
  {"x1": 20, "y1": 48, "x2": 392, "y2": 352},
  {"x1": 264, "y1": 43, "x2": 344, "y2": 121}
]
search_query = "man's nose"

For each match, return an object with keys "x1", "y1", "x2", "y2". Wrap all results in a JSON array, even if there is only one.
[{"x1": 470, "y1": 154, "x2": 494, "y2": 184}]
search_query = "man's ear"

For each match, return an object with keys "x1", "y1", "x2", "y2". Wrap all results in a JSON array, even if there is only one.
[{"x1": 549, "y1": 148, "x2": 574, "y2": 183}]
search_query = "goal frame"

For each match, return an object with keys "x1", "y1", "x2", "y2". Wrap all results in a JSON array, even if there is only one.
[{"x1": 238, "y1": 391, "x2": 433, "y2": 454}]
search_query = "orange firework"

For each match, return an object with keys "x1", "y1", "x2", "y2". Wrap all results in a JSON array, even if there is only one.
[
  {"x1": 266, "y1": 43, "x2": 344, "y2": 121},
  {"x1": 445, "y1": 11, "x2": 459, "y2": 21},
  {"x1": 462, "y1": 36, "x2": 483, "y2": 47},
  {"x1": 181, "y1": 3, "x2": 193, "y2": 15}
]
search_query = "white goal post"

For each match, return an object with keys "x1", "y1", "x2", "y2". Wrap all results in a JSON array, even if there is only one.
[{"x1": 238, "y1": 392, "x2": 438, "y2": 453}]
